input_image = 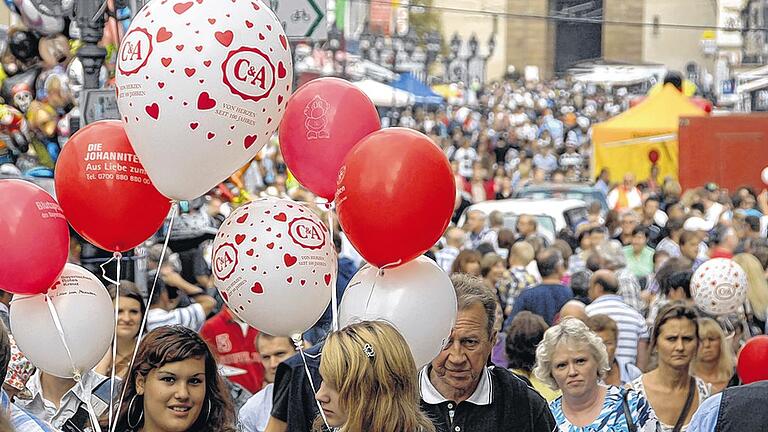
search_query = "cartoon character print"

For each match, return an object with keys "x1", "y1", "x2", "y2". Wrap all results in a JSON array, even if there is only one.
[{"x1": 304, "y1": 95, "x2": 330, "y2": 140}]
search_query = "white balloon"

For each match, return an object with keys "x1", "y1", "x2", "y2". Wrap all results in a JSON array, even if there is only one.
[
  {"x1": 691, "y1": 258, "x2": 748, "y2": 316},
  {"x1": 212, "y1": 198, "x2": 335, "y2": 336},
  {"x1": 761, "y1": 167, "x2": 768, "y2": 185},
  {"x1": 115, "y1": 0, "x2": 293, "y2": 200},
  {"x1": 339, "y1": 256, "x2": 457, "y2": 368},
  {"x1": 10, "y1": 264, "x2": 115, "y2": 378}
]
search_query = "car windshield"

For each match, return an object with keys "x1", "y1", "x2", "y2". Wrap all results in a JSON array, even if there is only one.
[{"x1": 518, "y1": 190, "x2": 607, "y2": 212}]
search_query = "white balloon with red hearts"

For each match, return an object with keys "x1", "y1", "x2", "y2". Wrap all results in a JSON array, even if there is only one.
[
  {"x1": 211, "y1": 197, "x2": 335, "y2": 336},
  {"x1": 115, "y1": 0, "x2": 292, "y2": 200},
  {"x1": 691, "y1": 258, "x2": 748, "y2": 316}
]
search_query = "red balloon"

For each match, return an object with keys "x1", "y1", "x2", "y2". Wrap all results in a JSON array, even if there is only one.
[
  {"x1": 648, "y1": 149, "x2": 660, "y2": 164},
  {"x1": 335, "y1": 128, "x2": 455, "y2": 267},
  {"x1": 280, "y1": 78, "x2": 380, "y2": 200},
  {"x1": 737, "y1": 335, "x2": 768, "y2": 384},
  {"x1": 0, "y1": 179, "x2": 69, "y2": 294},
  {"x1": 55, "y1": 120, "x2": 171, "y2": 252}
]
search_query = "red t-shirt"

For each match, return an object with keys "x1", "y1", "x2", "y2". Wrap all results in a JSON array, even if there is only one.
[{"x1": 200, "y1": 308, "x2": 264, "y2": 393}]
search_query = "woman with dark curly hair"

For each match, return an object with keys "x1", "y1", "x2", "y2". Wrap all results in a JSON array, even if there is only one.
[
  {"x1": 505, "y1": 311, "x2": 560, "y2": 402},
  {"x1": 113, "y1": 325, "x2": 236, "y2": 432}
]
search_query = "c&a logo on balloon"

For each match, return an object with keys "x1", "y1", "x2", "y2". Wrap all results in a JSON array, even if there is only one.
[
  {"x1": 118, "y1": 27, "x2": 153, "y2": 76},
  {"x1": 213, "y1": 242, "x2": 238, "y2": 281},
  {"x1": 221, "y1": 47, "x2": 276, "y2": 102},
  {"x1": 288, "y1": 217, "x2": 326, "y2": 250}
]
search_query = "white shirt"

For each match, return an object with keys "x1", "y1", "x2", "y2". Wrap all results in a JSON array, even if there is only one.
[
  {"x1": 238, "y1": 383, "x2": 273, "y2": 432},
  {"x1": 16, "y1": 370, "x2": 107, "y2": 430},
  {"x1": 419, "y1": 366, "x2": 492, "y2": 422},
  {"x1": 146, "y1": 303, "x2": 206, "y2": 331}
]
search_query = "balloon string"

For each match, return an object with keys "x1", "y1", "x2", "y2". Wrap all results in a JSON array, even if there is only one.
[
  {"x1": 107, "y1": 251, "x2": 122, "y2": 432},
  {"x1": 44, "y1": 293, "x2": 79, "y2": 381},
  {"x1": 99, "y1": 255, "x2": 118, "y2": 285},
  {"x1": 79, "y1": 379, "x2": 103, "y2": 432},
  {"x1": 292, "y1": 335, "x2": 330, "y2": 431},
  {"x1": 110, "y1": 201, "x2": 178, "y2": 432},
  {"x1": 364, "y1": 260, "x2": 401, "y2": 312},
  {"x1": 45, "y1": 294, "x2": 102, "y2": 432},
  {"x1": 325, "y1": 208, "x2": 338, "y2": 332}
]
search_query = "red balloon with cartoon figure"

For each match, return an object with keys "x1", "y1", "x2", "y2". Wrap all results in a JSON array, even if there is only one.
[{"x1": 279, "y1": 78, "x2": 380, "y2": 200}]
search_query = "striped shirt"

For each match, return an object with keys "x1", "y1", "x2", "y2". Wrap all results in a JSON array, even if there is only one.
[
  {"x1": 0, "y1": 391, "x2": 55, "y2": 432},
  {"x1": 586, "y1": 295, "x2": 650, "y2": 366},
  {"x1": 435, "y1": 246, "x2": 460, "y2": 273},
  {"x1": 146, "y1": 303, "x2": 206, "y2": 331}
]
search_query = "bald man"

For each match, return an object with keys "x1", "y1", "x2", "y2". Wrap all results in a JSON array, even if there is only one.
[
  {"x1": 558, "y1": 300, "x2": 588, "y2": 323},
  {"x1": 585, "y1": 270, "x2": 650, "y2": 370}
]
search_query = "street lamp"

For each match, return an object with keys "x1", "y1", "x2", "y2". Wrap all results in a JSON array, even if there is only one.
[
  {"x1": 327, "y1": 23, "x2": 341, "y2": 76},
  {"x1": 359, "y1": 21, "x2": 373, "y2": 60},
  {"x1": 425, "y1": 31, "x2": 442, "y2": 79}
]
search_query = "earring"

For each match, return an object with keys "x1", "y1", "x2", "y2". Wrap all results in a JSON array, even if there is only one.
[
  {"x1": 127, "y1": 394, "x2": 144, "y2": 429},
  {"x1": 204, "y1": 398, "x2": 212, "y2": 422}
]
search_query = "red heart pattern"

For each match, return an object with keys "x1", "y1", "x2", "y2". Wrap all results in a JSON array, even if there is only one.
[
  {"x1": 235, "y1": 234, "x2": 246, "y2": 244},
  {"x1": 207, "y1": 132, "x2": 216, "y2": 139},
  {"x1": 277, "y1": 61, "x2": 287, "y2": 79},
  {"x1": 173, "y1": 1, "x2": 193, "y2": 14},
  {"x1": 157, "y1": 27, "x2": 173, "y2": 42},
  {"x1": 197, "y1": 92, "x2": 216, "y2": 110},
  {"x1": 244, "y1": 135, "x2": 258, "y2": 149},
  {"x1": 237, "y1": 213, "x2": 248, "y2": 223},
  {"x1": 283, "y1": 254, "x2": 297, "y2": 267},
  {"x1": 215, "y1": 30, "x2": 234, "y2": 47},
  {"x1": 266, "y1": 242, "x2": 274, "y2": 249},
  {"x1": 324, "y1": 274, "x2": 332, "y2": 285},
  {"x1": 273, "y1": 212, "x2": 287, "y2": 222},
  {"x1": 251, "y1": 282, "x2": 263, "y2": 294},
  {"x1": 116, "y1": 0, "x2": 294, "y2": 207},
  {"x1": 145, "y1": 103, "x2": 160, "y2": 119}
]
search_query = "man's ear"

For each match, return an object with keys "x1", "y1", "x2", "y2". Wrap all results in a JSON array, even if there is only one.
[{"x1": 135, "y1": 374, "x2": 146, "y2": 396}]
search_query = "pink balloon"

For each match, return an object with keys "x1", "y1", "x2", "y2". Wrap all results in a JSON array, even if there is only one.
[
  {"x1": 0, "y1": 179, "x2": 69, "y2": 294},
  {"x1": 279, "y1": 78, "x2": 380, "y2": 200}
]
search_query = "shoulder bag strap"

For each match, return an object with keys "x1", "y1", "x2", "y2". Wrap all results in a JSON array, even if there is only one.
[
  {"x1": 622, "y1": 389, "x2": 638, "y2": 432},
  {"x1": 671, "y1": 378, "x2": 696, "y2": 432}
]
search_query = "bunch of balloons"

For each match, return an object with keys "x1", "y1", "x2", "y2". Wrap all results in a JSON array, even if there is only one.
[{"x1": 275, "y1": 77, "x2": 458, "y2": 365}]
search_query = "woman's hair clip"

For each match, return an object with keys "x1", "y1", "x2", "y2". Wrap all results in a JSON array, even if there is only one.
[{"x1": 363, "y1": 343, "x2": 375, "y2": 358}]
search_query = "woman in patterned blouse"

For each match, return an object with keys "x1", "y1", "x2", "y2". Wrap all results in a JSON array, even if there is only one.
[{"x1": 534, "y1": 318, "x2": 659, "y2": 432}]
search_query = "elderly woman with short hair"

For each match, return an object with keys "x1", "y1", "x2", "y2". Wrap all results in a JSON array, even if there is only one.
[{"x1": 534, "y1": 318, "x2": 658, "y2": 431}]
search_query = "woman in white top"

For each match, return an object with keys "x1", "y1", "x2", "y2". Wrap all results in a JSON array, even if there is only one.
[{"x1": 628, "y1": 301, "x2": 710, "y2": 432}]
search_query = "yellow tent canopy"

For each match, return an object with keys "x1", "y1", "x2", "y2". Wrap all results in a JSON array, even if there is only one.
[{"x1": 591, "y1": 84, "x2": 706, "y2": 184}]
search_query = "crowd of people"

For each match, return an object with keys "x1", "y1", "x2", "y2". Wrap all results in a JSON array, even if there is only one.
[{"x1": 1, "y1": 75, "x2": 767, "y2": 432}]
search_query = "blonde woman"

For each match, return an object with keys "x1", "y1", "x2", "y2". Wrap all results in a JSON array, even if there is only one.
[
  {"x1": 314, "y1": 321, "x2": 436, "y2": 432},
  {"x1": 692, "y1": 318, "x2": 736, "y2": 394},
  {"x1": 732, "y1": 253, "x2": 768, "y2": 330},
  {"x1": 533, "y1": 318, "x2": 658, "y2": 432}
]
